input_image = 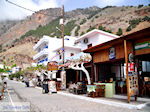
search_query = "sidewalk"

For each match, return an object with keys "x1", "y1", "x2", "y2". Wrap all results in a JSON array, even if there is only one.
[{"x1": 56, "y1": 91, "x2": 150, "y2": 110}]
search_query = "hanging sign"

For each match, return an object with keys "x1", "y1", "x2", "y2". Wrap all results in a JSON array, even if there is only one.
[
  {"x1": 109, "y1": 47, "x2": 116, "y2": 60},
  {"x1": 134, "y1": 41, "x2": 150, "y2": 50},
  {"x1": 47, "y1": 62, "x2": 58, "y2": 71}
]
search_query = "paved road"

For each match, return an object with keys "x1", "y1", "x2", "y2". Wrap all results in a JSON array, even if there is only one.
[{"x1": 2, "y1": 80, "x2": 150, "y2": 112}]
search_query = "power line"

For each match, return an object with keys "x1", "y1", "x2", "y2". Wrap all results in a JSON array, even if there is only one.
[{"x1": 5, "y1": 0, "x2": 60, "y2": 17}]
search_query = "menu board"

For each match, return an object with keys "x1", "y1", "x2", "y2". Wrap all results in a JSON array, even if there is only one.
[
  {"x1": 128, "y1": 72, "x2": 138, "y2": 96},
  {"x1": 48, "y1": 81, "x2": 57, "y2": 93}
]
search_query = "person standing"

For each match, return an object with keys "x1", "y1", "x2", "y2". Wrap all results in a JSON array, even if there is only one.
[
  {"x1": 42, "y1": 75, "x2": 49, "y2": 94},
  {"x1": 24, "y1": 75, "x2": 29, "y2": 87}
]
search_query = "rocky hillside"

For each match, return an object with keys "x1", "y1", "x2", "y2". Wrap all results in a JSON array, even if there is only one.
[{"x1": 0, "y1": 5, "x2": 150, "y2": 68}]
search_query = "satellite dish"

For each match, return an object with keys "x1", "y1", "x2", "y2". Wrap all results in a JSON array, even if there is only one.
[{"x1": 83, "y1": 38, "x2": 88, "y2": 44}]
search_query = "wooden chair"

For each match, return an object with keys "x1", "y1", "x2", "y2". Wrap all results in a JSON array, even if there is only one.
[{"x1": 95, "y1": 85, "x2": 105, "y2": 97}]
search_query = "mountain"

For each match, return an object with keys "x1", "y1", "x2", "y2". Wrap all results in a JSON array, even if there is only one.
[{"x1": 0, "y1": 5, "x2": 150, "y2": 69}]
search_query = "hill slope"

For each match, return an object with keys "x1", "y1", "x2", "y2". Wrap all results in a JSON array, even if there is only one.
[{"x1": 0, "y1": 5, "x2": 150, "y2": 68}]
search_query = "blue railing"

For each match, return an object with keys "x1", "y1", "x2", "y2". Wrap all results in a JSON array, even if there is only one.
[{"x1": 38, "y1": 58, "x2": 48, "y2": 64}]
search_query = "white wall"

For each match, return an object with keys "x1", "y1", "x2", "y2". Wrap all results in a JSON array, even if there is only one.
[
  {"x1": 78, "y1": 33, "x2": 115, "y2": 51},
  {"x1": 64, "y1": 48, "x2": 81, "y2": 61},
  {"x1": 54, "y1": 47, "x2": 81, "y2": 62}
]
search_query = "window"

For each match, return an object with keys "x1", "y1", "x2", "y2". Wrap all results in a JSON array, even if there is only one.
[
  {"x1": 70, "y1": 53, "x2": 74, "y2": 56},
  {"x1": 59, "y1": 55, "x2": 62, "y2": 60},
  {"x1": 38, "y1": 48, "x2": 41, "y2": 52},
  {"x1": 142, "y1": 61, "x2": 150, "y2": 72},
  {"x1": 88, "y1": 44, "x2": 92, "y2": 48}
]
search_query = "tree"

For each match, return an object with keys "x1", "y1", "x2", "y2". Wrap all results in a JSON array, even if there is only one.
[
  {"x1": 138, "y1": 4, "x2": 144, "y2": 8},
  {"x1": 98, "y1": 26, "x2": 105, "y2": 31},
  {"x1": 116, "y1": 28, "x2": 123, "y2": 36},
  {"x1": 126, "y1": 26, "x2": 132, "y2": 32},
  {"x1": 80, "y1": 32, "x2": 85, "y2": 35},
  {"x1": 0, "y1": 44, "x2": 2, "y2": 53}
]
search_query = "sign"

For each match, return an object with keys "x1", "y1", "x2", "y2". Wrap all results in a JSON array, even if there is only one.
[
  {"x1": 135, "y1": 41, "x2": 150, "y2": 50},
  {"x1": 129, "y1": 63, "x2": 135, "y2": 72},
  {"x1": 48, "y1": 81, "x2": 57, "y2": 93},
  {"x1": 109, "y1": 47, "x2": 115, "y2": 60},
  {"x1": 128, "y1": 72, "x2": 138, "y2": 96},
  {"x1": 47, "y1": 62, "x2": 58, "y2": 71}
]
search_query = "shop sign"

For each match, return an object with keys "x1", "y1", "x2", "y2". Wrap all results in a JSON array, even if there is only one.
[
  {"x1": 47, "y1": 62, "x2": 58, "y2": 71},
  {"x1": 129, "y1": 63, "x2": 135, "y2": 72},
  {"x1": 135, "y1": 41, "x2": 150, "y2": 50},
  {"x1": 109, "y1": 47, "x2": 115, "y2": 60},
  {"x1": 128, "y1": 72, "x2": 139, "y2": 96}
]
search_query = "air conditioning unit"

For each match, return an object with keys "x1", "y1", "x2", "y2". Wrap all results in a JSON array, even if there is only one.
[{"x1": 83, "y1": 38, "x2": 88, "y2": 44}]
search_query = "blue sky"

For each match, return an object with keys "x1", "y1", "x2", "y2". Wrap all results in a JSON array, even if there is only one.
[{"x1": 0, "y1": 0, "x2": 150, "y2": 21}]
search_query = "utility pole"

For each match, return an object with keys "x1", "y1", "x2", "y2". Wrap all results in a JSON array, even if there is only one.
[
  {"x1": 60, "y1": 5, "x2": 66, "y2": 90},
  {"x1": 60, "y1": 5, "x2": 65, "y2": 68}
]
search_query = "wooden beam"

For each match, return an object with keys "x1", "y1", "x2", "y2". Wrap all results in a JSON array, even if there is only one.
[{"x1": 124, "y1": 40, "x2": 130, "y2": 103}]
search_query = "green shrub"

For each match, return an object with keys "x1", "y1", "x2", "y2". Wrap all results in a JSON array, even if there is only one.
[
  {"x1": 106, "y1": 29, "x2": 112, "y2": 33},
  {"x1": 87, "y1": 10, "x2": 101, "y2": 19},
  {"x1": 9, "y1": 71, "x2": 23, "y2": 80},
  {"x1": 20, "y1": 18, "x2": 60, "y2": 39},
  {"x1": 86, "y1": 26, "x2": 95, "y2": 32},
  {"x1": 95, "y1": 15, "x2": 99, "y2": 18},
  {"x1": 75, "y1": 26, "x2": 80, "y2": 36},
  {"x1": 80, "y1": 32, "x2": 85, "y2": 35},
  {"x1": 138, "y1": 5, "x2": 144, "y2": 8},
  {"x1": 116, "y1": 28, "x2": 123, "y2": 36},
  {"x1": 126, "y1": 18, "x2": 142, "y2": 32},
  {"x1": 126, "y1": 26, "x2": 132, "y2": 32},
  {"x1": 64, "y1": 20, "x2": 77, "y2": 36},
  {"x1": 80, "y1": 19, "x2": 87, "y2": 25},
  {"x1": 0, "y1": 44, "x2": 2, "y2": 53},
  {"x1": 142, "y1": 16, "x2": 150, "y2": 21},
  {"x1": 98, "y1": 26, "x2": 106, "y2": 31}
]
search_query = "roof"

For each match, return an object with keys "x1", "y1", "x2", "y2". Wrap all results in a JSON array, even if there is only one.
[
  {"x1": 84, "y1": 27, "x2": 150, "y2": 53},
  {"x1": 76, "y1": 29, "x2": 119, "y2": 42}
]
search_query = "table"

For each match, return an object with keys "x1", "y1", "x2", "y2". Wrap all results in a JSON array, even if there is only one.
[
  {"x1": 87, "y1": 85, "x2": 96, "y2": 93},
  {"x1": 94, "y1": 82, "x2": 115, "y2": 98}
]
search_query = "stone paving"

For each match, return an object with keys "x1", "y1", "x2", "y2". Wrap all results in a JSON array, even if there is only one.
[{"x1": 5, "y1": 80, "x2": 150, "y2": 112}]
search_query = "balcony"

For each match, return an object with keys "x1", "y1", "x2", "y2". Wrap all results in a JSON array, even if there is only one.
[
  {"x1": 33, "y1": 36, "x2": 50, "y2": 50},
  {"x1": 37, "y1": 58, "x2": 48, "y2": 64},
  {"x1": 33, "y1": 48, "x2": 49, "y2": 60},
  {"x1": 38, "y1": 45, "x2": 48, "y2": 52}
]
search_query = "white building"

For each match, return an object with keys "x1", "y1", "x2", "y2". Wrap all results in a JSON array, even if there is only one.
[
  {"x1": 11, "y1": 66, "x2": 21, "y2": 74},
  {"x1": 33, "y1": 36, "x2": 61, "y2": 66},
  {"x1": 33, "y1": 29, "x2": 119, "y2": 83},
  {"x1": 33, "y1": 30, "x2": 119, "y2": 65},
  {"x1": 75, "y1": 29, "x2": 119, "y2": 51},
  {"x1": 33, "y1": 35, "x2": 79, "y2": 65}
]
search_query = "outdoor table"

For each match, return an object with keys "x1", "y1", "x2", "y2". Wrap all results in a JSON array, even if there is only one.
[
  {"x1": 94, "y1": 82, "x2": 115, "y2": 98},
  {"x1": 87, "y1": 85, "x2": 96, "y2": 93}
]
